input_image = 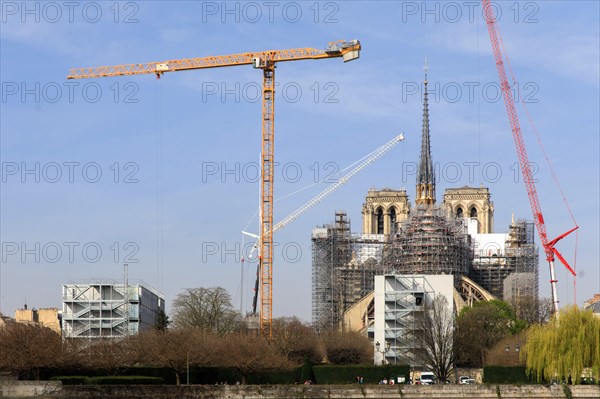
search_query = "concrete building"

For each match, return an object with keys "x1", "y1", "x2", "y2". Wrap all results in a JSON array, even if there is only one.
[
  {"x1": 62, "y1": 280, "x2": 164, "y2": 339},
  {"x1": 373, "y1": 274, "x2": 454, "y2": 366}
]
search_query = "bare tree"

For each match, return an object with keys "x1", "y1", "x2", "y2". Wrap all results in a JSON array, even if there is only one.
[
  {"x1": 137, "y1": 328, "x2": 219, "y2": 385},
  {"x1": 172, "y1": 287, "x2": 244, "y2": 333},
  {"x1": 271, "y1": 317, "x2": 323, "y2": 364},
  {"x1": 510, "y1": 296, "x2": 553, "y2": 325},
  {"x1": 84, "y1": 337, "x2": 140, "y2": 375},
  {"x1": 0, "y1": 323, "x2": 62, "y2": 379},
  {"x1": 412, "y1": 295, "x2": 454, "y2": 383},
  {"x1": 217, "y1": 333, "x2": 292, "y2": 384},
  {"x1": 537, "y1": 297, "x2": 553, "y2": 324},
  {"x1": 321, "y1": 330, "x2": 372, "y2": 365}
]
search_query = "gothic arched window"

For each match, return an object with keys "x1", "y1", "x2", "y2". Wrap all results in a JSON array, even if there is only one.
[
  {"x1": 390, "y1": 208, "x2": 397, "y2": 235},
  {"x1": 470, "y1": 207, "x2": 478, "y2": 218},
  {"x1": 376, "y1": 208, "x2": 384, "y2": 234},
  {"x1": 456, "y1": 207, "x2": 464, "y2": 218}
]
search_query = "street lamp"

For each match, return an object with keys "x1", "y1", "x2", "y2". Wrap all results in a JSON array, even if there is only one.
[
  {"x1": 375, "y1": 341, "x2": 391, "y2": 365},
  {"x1": 504, "y1": 344, "x2": 520, "y2": 366}
]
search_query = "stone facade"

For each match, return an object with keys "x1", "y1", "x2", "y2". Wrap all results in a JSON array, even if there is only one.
[
  {"x1": 361, "y1": 188, "x2": 410, "y2": 235},
  {"x1": 442, "y1": 186, "x2": 494, "y2": 233},
  {"x1": 14, "y1": 308, "x2": 61, "y2": 335}
]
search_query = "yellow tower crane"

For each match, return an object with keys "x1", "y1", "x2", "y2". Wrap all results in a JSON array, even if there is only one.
[{"x1": 67, "y1": 40, "x2": 361, "y2": 337}]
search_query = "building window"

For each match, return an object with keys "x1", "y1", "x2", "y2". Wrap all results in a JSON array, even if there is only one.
[
  {"x1": 470, "y1": 207, "x2": 478, "y2": 218},
  {"x1": 456, "y1": 207, "x2": 464, "y2": 218},
  {"x1": 377, "y1": 208, "x2": 384, "y2": 234},
  {"x1": 390, "y1": 208, "x2": 397, "y2": 235}
]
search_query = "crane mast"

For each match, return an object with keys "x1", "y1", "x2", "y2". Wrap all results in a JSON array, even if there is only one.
[
  {"x1": 247, "y1": 133, "x2": 405, "y2": 319},
  {"x1": 68, "y1": 40, "x2": 361, "y2": 337},
  {"x1": 482, "y1": 0, "x2": 576, "y2": 313}
]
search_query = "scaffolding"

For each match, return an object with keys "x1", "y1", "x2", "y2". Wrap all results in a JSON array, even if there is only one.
[
  {"x1": 382, "y1": 206, "x2": 473, "y2": 286},
  {"x1": 470, "y1": 219, "x2": 539, "y2": 301},
  {"x1": 312, "y1": 211, "x2": 386, "y2": 330},
  {"x1": 374, "y1": 274, "x2": 454, "y2": 368}
]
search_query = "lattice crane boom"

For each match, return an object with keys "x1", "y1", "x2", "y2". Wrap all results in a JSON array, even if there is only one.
[
  {"x1": 482, "y1": 0, "x2": 576, "y2": 313},
  {"x1": 273, "y1": 134, "x2": 405, "y2": 233},
  {"x1": 67, "y1": 40, "x2": 361, "y2": 337},
  {"x1": 67, "y1": 41, "x2": 360, "y2": 79}
]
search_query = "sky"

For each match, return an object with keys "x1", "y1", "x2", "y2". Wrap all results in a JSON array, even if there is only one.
[{"x1": 1, "y1": 1, "x2": 598, "y2": 322}]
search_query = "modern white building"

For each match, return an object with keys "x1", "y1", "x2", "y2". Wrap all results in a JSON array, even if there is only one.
[
  {"x1": 373, "y1": 274, "x2": 454, "y2": 366},
  {"x1": 62, "y1": 280, "x2": 164, "y2": 339}
]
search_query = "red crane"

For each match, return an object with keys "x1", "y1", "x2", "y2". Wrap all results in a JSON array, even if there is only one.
[{"x1": 482, "y1": 0, "x2": 577, "y2": 313}]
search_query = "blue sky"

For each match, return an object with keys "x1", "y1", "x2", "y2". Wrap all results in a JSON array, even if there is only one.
[{"x1": 1, "y1": 1, "x2": 598, "y2": 321}]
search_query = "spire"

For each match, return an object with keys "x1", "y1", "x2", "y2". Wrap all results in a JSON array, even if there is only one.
[{"x1": 416, "y1": 58, "x2": 436, "y2": 206}]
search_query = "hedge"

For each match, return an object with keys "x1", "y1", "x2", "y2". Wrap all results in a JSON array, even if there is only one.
[
  {"x1": 483, "y1": 366, "x2": 531, "y2": 384},
  {"x1": 85, "y1": 376, "x2": 165, "y2": 385},
  {"x1": 49, "y1": 375, "x2": 164, "y2": 385},
  {"x1": 49, "y1": 376, "x2": 87, "y2": 385},
  {"x1": 249, "y1": 368, "x2": 302, "y2": 384},
  {"x1": 313, "y1": 365, "x2": 410, "y2": 385}
]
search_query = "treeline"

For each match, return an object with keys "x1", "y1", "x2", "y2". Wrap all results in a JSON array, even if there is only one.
[{"x1": 0, "y1": 317, "x2": 373, "y2": 384}]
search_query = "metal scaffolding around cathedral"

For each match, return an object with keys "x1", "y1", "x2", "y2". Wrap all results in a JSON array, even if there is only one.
[
  {"x1": 312, "y1": 212, "x2": 386, "y2": 330},
  {"x1": 471, "y1": 216, "x2": 539, "y2": 301},
  {"x1": 382, "y1": 207, "x2": 473, "y2": 287},
  {"x1": 311, "y1": 62, "x2": 539, "y2": 332}
]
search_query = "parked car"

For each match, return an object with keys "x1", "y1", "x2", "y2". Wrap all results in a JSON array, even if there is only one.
[
  {"x1": 459, "y1": 376, "x2": 475, "y2": 384},
  {"x1": 420, "y1": 372, "x2": 436, "y2": 385}
]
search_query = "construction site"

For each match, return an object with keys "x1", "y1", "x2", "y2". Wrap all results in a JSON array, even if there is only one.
[
  {"x1": 311, "y1": 212, "x2": 386, "y2": 331},
  {"x1": 471, "y1": 218, "x2": 539, "y2": 300},
  {"x1": 382, "y1": 207, "x2": 472, "y2": 287},
  {"x1": 1, "y1": 1, "x2": 591, "y2": 348},
  {"x1": 311, "y1": 54, "x2": 545, "y2": 333}
]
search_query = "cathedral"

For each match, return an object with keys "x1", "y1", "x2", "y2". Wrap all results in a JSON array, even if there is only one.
[{"x1": 311, "y1": 66, "x2": 538, "y2": 331}]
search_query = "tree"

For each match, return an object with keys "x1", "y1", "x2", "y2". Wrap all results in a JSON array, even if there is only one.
[
  {"x1": 510, "y1": 296, "x2": 554, "y2": 325},
  {"x1": 0, "y1": 323, "x2": 63, "y2": 379},
  {"x1": 526, "y1": 306, "x2": 600, "y2": 384},
  {"x1": 137, "y1": 328, "x2": 219, "y2": 385},
  {"x1": 455, "y1": 300, "x2": 526, "y2": 367},
  {"x1": 155, "y1": 309, "x2": 171, "y2": 331},
  {"x1": 537, "y1": 297, "x2": 554, "y2": 324},
  {"x1": 322, "y1": 330, "x2": 372, "y2": 365},
  {"x1": 217, "y1": 333, "x2": 292, "y2": 384},
  {"x1": 271, "y1": 317, "x2": 323, "y2": 364},
  {"x1": 171, "y1": 287, "x2": 244, "y2": 333},
  {"x1": 84, "y1": 337, "x2": 139, "y2": 375},
  {"x1": 413, "y1": 295, "x2": 454, "y2": 383}
]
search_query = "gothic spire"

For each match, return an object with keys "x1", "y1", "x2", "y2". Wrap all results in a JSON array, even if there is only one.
[{"x1": 416, "y1": 58, "x2": 436, "y2": 206}]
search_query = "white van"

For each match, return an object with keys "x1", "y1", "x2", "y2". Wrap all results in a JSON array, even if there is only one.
[{"x1": 420, "y1": 372, "x2": 436, "y2": 385}]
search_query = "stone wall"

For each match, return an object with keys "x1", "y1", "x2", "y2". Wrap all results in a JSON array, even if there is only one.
[
  {"x1": 0, "y1": 380, "x2": 61, "y2": 398},
  {"x1": 2, "y1": 382, "x2": 599, "y2": 399}
]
